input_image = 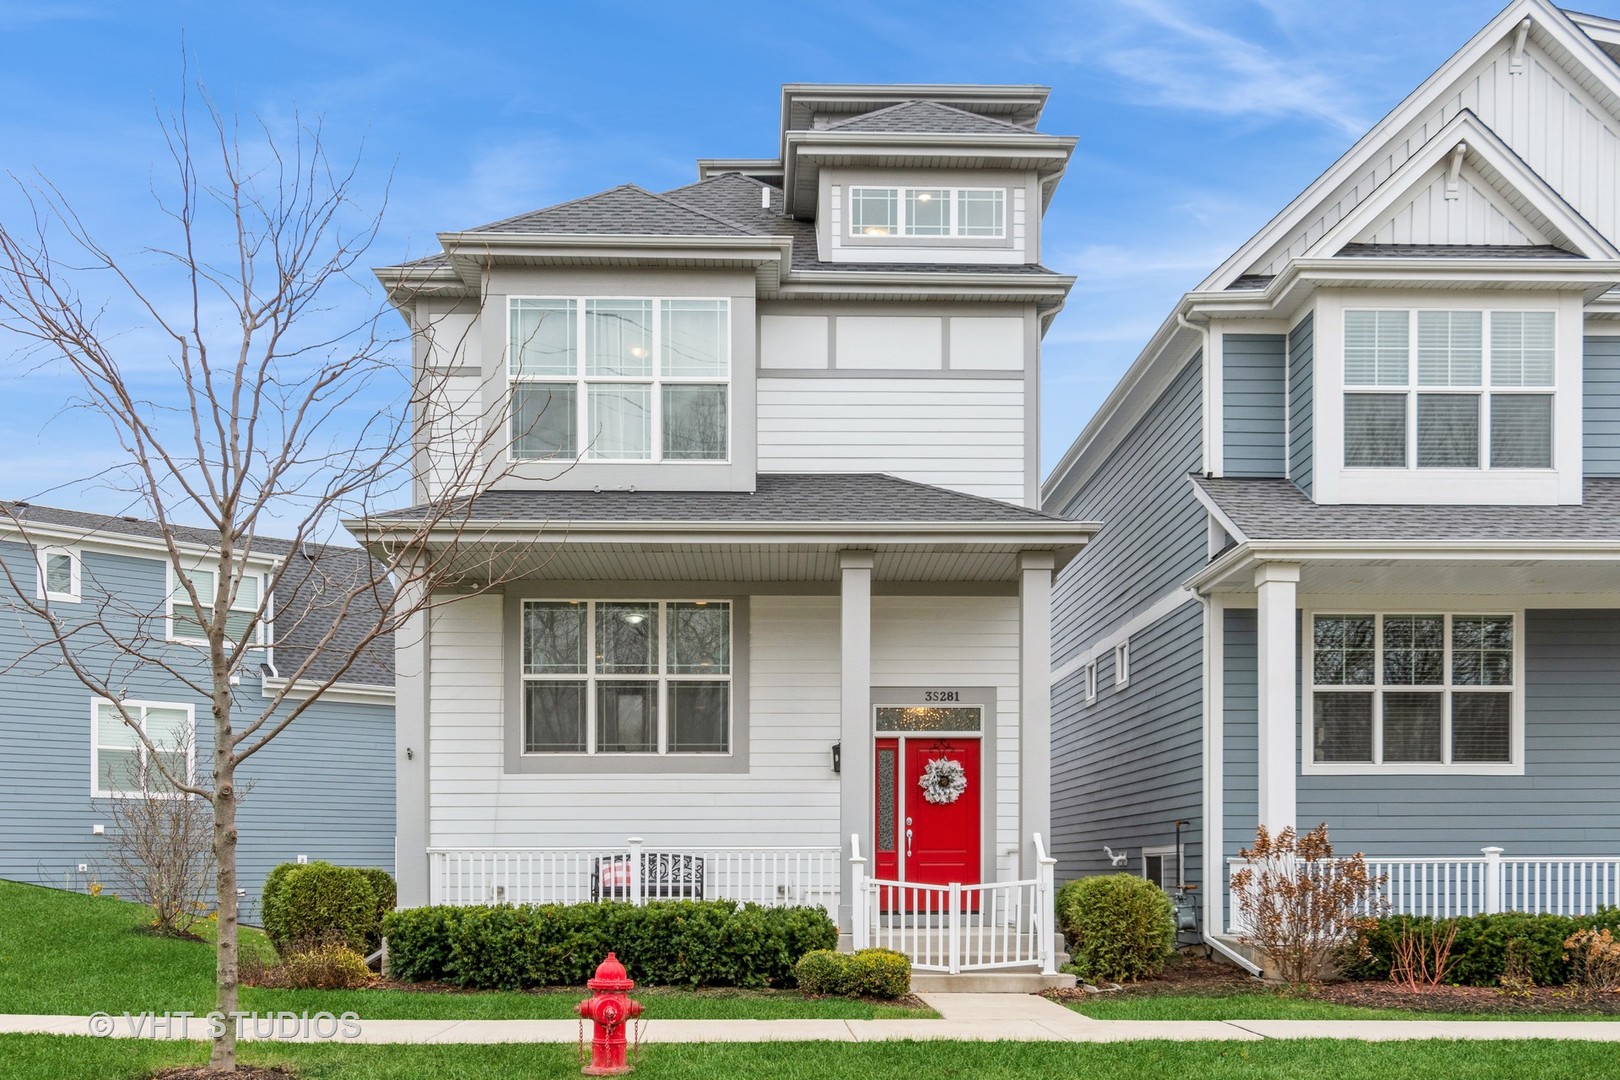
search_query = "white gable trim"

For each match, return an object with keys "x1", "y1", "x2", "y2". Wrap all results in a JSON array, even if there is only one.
[
  {"x1": 1301, "y1": 110, "x2": 1619, "y2": 261},
  {"x1": 1201, "y1": 0, "x2": 1620, "y2": 291}
]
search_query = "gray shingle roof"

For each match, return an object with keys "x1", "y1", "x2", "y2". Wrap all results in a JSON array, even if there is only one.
[
  {"x1": 1194, "y1": 476, "x2": 1620, "y2": 541},
  {"x1": 468, "y1": 184, "x2": 752, "y2": 236},
  {"x1": 2, "y1": 501, "x2": 394, "y2": 686},
  {"x1": 369, "y1": 473, "x2": 1068, "y2": 526},
  {"x1": 1336, "y1": 243, "x2": 1581, "y2": 259},
  {"x1": 820, "y1": 100, "x2": 1037, "y2": 136}
]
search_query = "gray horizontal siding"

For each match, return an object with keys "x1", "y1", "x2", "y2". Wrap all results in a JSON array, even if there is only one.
[
  {"x1": 1222, "y1": 607, "x2": 1259, "y2": 931},
  {"x1": 1586, "y1": 336, "x2": 1620, "y2": 478},
  {"x1": 1050, "y1": 354, "x2": 1205, "y2": 656},
  {"x1": 0, "y1": 540, "x2": 394, "y2": 922},
  {"x1": 1288, "y1": 315, "x2": 1314, "y2": 496},
  {"x1": 1222, "y1": 607, "x2": 1620, "y2": 861},
  {"x1": 1223, "y1": 334, "x2": 1287, "y2": 478},
  {"x1": 1051, "y1": 602, "x2": 1203, "y2": 887}
]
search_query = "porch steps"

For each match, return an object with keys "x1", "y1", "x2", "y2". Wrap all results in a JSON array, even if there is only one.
[{"x1": 911, "y1": 970, "x2": 1076, "y2": 993}]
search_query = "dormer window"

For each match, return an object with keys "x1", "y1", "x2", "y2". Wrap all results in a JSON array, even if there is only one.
[
  {"x1": 1342, "y1": 308, "x2": 1554, "y2": 472},
  {"x1": 847, "y1": 186, "x2": 1005, "y2": 239},
  {"x1": 508, "y1": 296, "x2": 730, "y2": 462}
]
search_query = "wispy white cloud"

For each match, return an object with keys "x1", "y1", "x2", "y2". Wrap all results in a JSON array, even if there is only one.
[{"x1": 1063, "y1": 0, "x2": 1373, "y2": 136}]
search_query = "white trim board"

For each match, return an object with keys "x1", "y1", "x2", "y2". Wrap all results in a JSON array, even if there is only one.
[{"x1": 1051, "y1": 586, "x2": 1197, "y2": 683}]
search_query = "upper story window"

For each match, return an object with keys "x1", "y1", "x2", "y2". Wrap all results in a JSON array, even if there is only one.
[
  {"x1": 36, "y1": 546, "x2": 80, "y2": 603},
  {"x1": 1308, "y1": 612, "x2": 1518, "y2": 774},
  {"x1": 521, "y1": 599, "x2": 732, "y2": 755},
  {"x1": 848, "y1": 186, "x2": 1005, "y2": 239},
  {"x1": 170, "y1": 565, "x2": 263, "y2": 644},
  {"x1": 508, "y1": 297, "x2": 729, "y2": 462},
  {"x1": 1342, "y1": 309, "x2": 1554, "y2": 471},
  {"x1": 93, "y1": 698, "x2": 194, "y2": 797}
]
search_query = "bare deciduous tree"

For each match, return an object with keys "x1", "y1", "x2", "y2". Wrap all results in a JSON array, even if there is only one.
[{"x1": 0, "y1": 79, "x2": 528, "y2": 1072}]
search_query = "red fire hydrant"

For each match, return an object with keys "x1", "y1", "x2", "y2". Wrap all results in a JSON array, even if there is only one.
[{"x1": 576, "y1": 952, "x2": 642, "y2": 1076}]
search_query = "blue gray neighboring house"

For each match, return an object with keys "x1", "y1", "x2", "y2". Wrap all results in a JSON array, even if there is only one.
[
  {"x1": 1044, "y1": 0, "x2": 1620, "y2": 958},
  {"x1": 0, "y1": 503, "x2": 395, "y2": 921}
]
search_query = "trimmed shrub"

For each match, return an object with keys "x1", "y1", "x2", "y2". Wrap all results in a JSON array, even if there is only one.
[
  {"x1": 1057, "y1": 873, "x2": 1176, "y2": 983},
  {"x1": 848, "y1": 948, "x2": 911, "y2": 999},
  {"x1": 382, "y1": 900, "x2": 838, "y2": 990},
  {"x1": 793, "y1": 949, "x2": 852, "y2": 996},
  {"x1": 262, "y1": 861, "x2": 377, "y2": 955},
  {"x1": 1348, "y1": 909, "x2": 1620, "y2": 987}
]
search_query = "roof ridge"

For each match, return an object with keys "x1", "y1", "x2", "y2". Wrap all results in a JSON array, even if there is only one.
[
  {"x1": 822, "y1": 98, "x2": 1036, "y2": 134},
  {"x1": 463, "y1": 183, "x2": 642, "y2": 233},
  {"x1": 624, "y1": 183, "x2": 754, "y2": 236}
]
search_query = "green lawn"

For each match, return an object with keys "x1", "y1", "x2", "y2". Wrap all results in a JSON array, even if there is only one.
[
  {"x1": 0, "y1": 880, "x2": 925, "y2": 1020},
  {"x1": 4, "y1": 1034, "x2": 1618, "y2": 1079},
  {"x1": 1069, "y1": 992, "x2": 1620, "y2": 1022}
]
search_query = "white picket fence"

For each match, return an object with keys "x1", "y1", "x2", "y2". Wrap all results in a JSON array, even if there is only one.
[
  {"x1": 1226, "y1": 846, "x2": 1620, "y2": 932},
  {"x1": 428, "y1": 841, "x2": 841, "y2": 917},
  {"x1": 850, "y1": 833, "x2": 1057, "y2": 974}
]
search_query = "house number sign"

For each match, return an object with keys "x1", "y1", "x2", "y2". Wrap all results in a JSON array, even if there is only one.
[{"x1": 923, "y1": 690, "x2": 960, "y2": 702}]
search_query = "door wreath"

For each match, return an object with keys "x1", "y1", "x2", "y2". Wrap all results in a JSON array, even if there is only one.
[{"x1": 918, "y1": 757, "x2": 968, "y2": 805}]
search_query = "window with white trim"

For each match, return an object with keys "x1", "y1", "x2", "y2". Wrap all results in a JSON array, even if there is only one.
[
  {"x1": 1084, "y1": 661, "x2": 1097, "y2": 704},
  {"x1": 507, "y1": 297, "x2": 729, "y2": 462},
  {"x1": 521, "y1": 600, "x2": 731, "y2": 755},
  {"x1": 1142, "y1": 845, "x2": 1181, "y2": 891},
  {"x1": 1309, "y1": 613, "x2": 1516, "y2": 770},
  {"x1": 93, "y1": 699, "x2": 194, "y2": 796},
  {"x1": 36, "y1": 547, "x2": 80, "y2": 603},
  {"x1": 1114, "y1": 641, "x2": 1131, "y2": 689},
  {"x1": 848, "y1": 186, "x2": 1005, "y2": 238},
  {"x1": 1342, "y1": 309, "x2": 1554, "y2": 471},
  {"x1": 169, "y1": 565, "x2": 263, "y2": 644}
]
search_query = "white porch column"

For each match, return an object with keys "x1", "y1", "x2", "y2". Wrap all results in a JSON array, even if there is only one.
[
  {"x1": 1018, "y1": 551, "x2": 1055, "y2": 879},
  {"x1": 1254, "y1": 562, "x2": 1300, "y2": 834},
  {"x1": 393, "y1": 578, "x2": 431, "y2": 908},
  {"x1": 838, "y1": 550, "x2": 874, "y2": 931}
]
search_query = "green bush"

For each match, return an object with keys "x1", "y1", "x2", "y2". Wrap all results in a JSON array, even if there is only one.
[
  {"x1": 793, "y1": 949, "x2": 852, "y2": 996},
  {"x1": 848, "y1": 948, "x2": 911, "y2": 999},
  {"x1": 1057, "y1": 873, "x2": 1176, "y2": 983},
  {"x1": 382, "y1": 900, "x2": 838, "y2": 990},
  {"x1": 791, "y1": 948, "x2": 910, "y2": 999},
  {"x1": 262, "y1": 862, "x2": 377, "y2": 955},
  {"x1": 356, "y1": 868, "x2": 397, "y2": 952},
  {"x1": 1348, "y1": 909, "x2": 1620, "y2": 987}
]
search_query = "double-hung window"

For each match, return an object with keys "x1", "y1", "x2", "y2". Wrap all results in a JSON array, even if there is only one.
[
  {"x1": 847, "y1": 186, "x2": 1005, "y2": 238},
  {"x1": 1309, "y1": 613, "x2": 1517, "y2": 772},
  {"x1": 1343, "y1": 309, "x2": 1554, "y2": 470},
  {"x1": 36, "y1": 547, "x2": 80, "y2": 603},
  {"x1": 92, "y1": 699, "x2": 194, "y2": 796},
  {"x1": 521, "y1": 600, "x2": 732, "y2": 755},
  {"x1": 508, "y1": 297, "x2": 730, "y2": 462},
  {"x1": 170, "y1": 565, "x2": 263, "y2": 643}
]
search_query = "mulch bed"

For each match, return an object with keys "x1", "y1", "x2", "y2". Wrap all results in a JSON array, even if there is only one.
[
  {"x1": 151, "y1": 1068, "x2": 295, "y2": 1079},
  {"x1": 1043, "y1": 951, "x2": 1620, "y2": 1016}
]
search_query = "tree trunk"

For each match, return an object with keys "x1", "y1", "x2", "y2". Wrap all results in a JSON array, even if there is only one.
[{"x1": 208, "y1": 692, "x2": 239, "y2": 1072}]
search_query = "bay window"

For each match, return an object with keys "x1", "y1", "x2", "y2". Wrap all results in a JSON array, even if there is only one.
[
  {"x1": 521, "y1": 599, "x2": 732, "y2": 755},
  {"x1": 1342, "y1": 309, "x2": 1554, "y2": 471},
  {"x1": 847, "y1": 186, "x2": 1005, "y2": 239},
  {"x1": 1309, "y1": 613, "x2": 1517, "y2": 771},
  {"x1": 509, "y1": 297, "x2": 729, "y2": 462}
]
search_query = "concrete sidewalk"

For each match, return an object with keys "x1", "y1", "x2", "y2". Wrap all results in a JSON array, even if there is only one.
[{"x1": 4, "y1": 996, "x2": 1618, "y2": 1044}]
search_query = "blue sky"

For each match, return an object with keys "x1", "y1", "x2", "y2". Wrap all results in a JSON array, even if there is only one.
[{"x1": 0, "y1": 0, "x2": 1585, "y2": 518}]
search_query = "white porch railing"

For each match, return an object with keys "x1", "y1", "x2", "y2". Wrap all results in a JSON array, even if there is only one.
[
  {"x1": 1225, "y1": 846, "x2": 1620, "y2": 933},
  {"x1": 850, "y1": 833, "x2": 1057, "y2": 975},
  {"x1": 428, "y1": 840, "x2": 841, "y2": 917}
]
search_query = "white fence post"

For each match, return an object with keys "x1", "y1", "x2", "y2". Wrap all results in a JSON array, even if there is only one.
[
  {"x1": 948, "y1": 882, "x2": 962, "y2": 975},
  {"x1": 627, "y1": 837, "x2": 644, "y2": 907},
  {"x1": 849, "y1": 833, "x2": 869, "y2": 950},
  {"x1": 1483, "y1": 846, "x2": 1504, "y2": 915},
  {"x1": 1034, "y1": 833, "x2": 1058, "y2": 976}
]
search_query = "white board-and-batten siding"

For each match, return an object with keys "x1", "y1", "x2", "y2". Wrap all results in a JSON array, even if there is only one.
[
  {"x1": 424, "y1": 593, "x2": 1021, "y2": 858},
  {"x1": 757, "y1": 378, "x2": 1026, "y2": 503}
]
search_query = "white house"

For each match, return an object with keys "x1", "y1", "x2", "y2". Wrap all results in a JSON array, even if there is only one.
[
  {"x1": 353, "y1": 84, "x2": 1093, "y2": 976},
  {"x1": 1043, "y1": 0, "x2": 1620, "y2": 965}
]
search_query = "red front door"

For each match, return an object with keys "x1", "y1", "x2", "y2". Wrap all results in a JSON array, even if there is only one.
[{"x1": 874, "y1": 736, "x2": 980, "y2": 886}]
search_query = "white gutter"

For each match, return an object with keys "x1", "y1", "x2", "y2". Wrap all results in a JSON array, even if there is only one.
[{"x1": 1205, "y1": 933, "x2": 1263, "y2": 977}]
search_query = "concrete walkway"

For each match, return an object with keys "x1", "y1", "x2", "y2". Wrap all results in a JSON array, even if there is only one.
[{"x1": 3, "y1": 996, "x2": 1618, "y2": 1044}]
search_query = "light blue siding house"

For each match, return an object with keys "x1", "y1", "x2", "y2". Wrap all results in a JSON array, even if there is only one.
[
  {"x1": 0, "y1": 504, "x2": 395, "y2": 921},
  {"x1": 1046, "y1": 0, "x2": 1620, "y2": 962}
]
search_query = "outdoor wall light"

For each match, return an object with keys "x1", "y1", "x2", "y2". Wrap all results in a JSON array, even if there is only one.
[{"x1": 831, "y1": 741, "x2": 842, "y2": 774}]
